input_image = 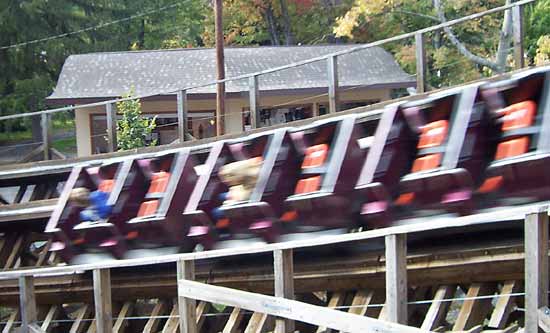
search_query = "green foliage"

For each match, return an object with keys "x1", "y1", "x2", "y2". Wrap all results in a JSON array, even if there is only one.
[
  {"x1": 535, "y1": 35, "x2": 550, "y2": 66},
  {"x1": 116, "y1": 92, "x2": 157, "y2": 151}
]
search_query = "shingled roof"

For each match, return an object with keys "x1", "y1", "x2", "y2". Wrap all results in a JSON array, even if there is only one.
[{"x1": 47, "y1": 44, "x2": 415, "y2": 101}]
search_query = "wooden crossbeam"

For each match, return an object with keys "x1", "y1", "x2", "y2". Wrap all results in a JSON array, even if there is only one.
[
  {"x1": 421, "y1": 285, "x2": 455, "y2": 331},
  {"x1": 244, "y1": 312, "x2": 269, "y2": 333},
  {"x1": 69, "y1": 304, "x2": 91, "y2": 333},
  {"x1": 453, "y1": 283, "x2": 496, "y2": 331},
  {"x1": 1, "y1": 309, "x2": 19, "y2": 333},
  {"x1": 143, "y1": 300, "x2": 168, "y2": 333},
  {"x1": 40, "y1": 305, "x2": 60, "y2": 332},
  {"x1": 539, "y1": 306, "x2": 550, "y2": 332},
  {"x1": 316, "y1": 291, "x2": 344, "y2": 333},
  {"x1": 347, "y1": 290, "x2": 374, "y2": 316},
  {"x1": 112, "y1": 301, "x2": 133, "y2": 333},
  {"x1": 178, "y1": 279, "x2": 427, "y2": 333},
  {"x1": 488, "y1": 280, "x2": 521, "y2": 329},
  {"x1": 161, "y1": 302, "x2": 179, "y2": 333},
  {"x1": 35, "y1": 239, "x2": 53, "y2": 267},
  {"x1": 86, "y1": 320, "x2": 96, "y2": 333},
  {"x1": 223, "y1": 307, "x2": 244, "y2": 333},
  {"x1": 195, "y1": 301, "x2": 210, "y2": 331},
  {"x1": 3, "y1": 234, "x2": 24, "y2": 269}
]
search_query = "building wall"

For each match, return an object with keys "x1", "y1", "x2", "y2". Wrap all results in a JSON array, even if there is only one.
[{"x1": 74, "y1": 88, "x2": 392, "y2": 157}]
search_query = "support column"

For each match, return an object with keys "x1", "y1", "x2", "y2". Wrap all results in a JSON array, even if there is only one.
[
  {"x1": 327, "y1": 55, "x2": 339, "y2": 114},
  {"x1": 41, "y1": 113, "x2": 52, "y2": 160},
  {"x1": 274, "y1": 249, "x2": 295, "y2": 333},
  {"x1": 524, "y1": 207, "x2": 549, "y2": 333},
  {"x1": 93, "y1": 269, "x2": 113, "y2": 333},
  {"x1": 105, "y1": 103, "x2": 117, "y2": 152},
  {"x1": 512, "y1": 4, "x2": 525, "y2": 70},
  {"x1": 385, "y1": 234, "x2": 407, "y2": 324},
  {"x1": 177, "y1": 90, "x2": 189, "y2": 142},
  {"x1": 249, "y1": 75, "x2": 260, "y2": 129},
  {"x1": 415, "y1": 32, "x2": 427, "y2": 94},
  {"x1": 19, "y1": 276, "x2": 38, "y2": 333},
  {"x1": 177, "y1": 259, "x2": 197, "y2": 333}
]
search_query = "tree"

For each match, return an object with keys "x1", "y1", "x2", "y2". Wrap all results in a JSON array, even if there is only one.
[{"x1": 116, "y1": 92, "x2": 157, "y2": 151}]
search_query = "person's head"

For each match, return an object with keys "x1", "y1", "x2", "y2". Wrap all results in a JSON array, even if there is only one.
[{"x1": 69, "y1": 187, "x2": 90, "y2": 207}]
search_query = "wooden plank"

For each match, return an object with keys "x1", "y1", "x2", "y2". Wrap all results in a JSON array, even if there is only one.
[
  {"x1": 178, "y1": 280, "x2": 426, "y2": 333},
  {"x1": 244, "y1": 312, "x2": 268, "y2": 333},
  {"x1": 19, "y1": 276, "x2": 38, "y2": 333},
  {"x1": 452, "y1": 283, "x2": 496, "y2": 331},
  {"x1": 223, "y1": 307, "x2": 244, "y2": 333},
  {"x1": 13, "y1": 185, "x2": 28, "y2": 203},
  {"x1": 105, "y1": 103, "x2": 117, "y2": 153},
  {"x1": 92, "y1": 269, "x2": 112, "y2": 333},
  {"x1": 69, "y1": 304, "x2": 91, "y2": 333},
  {"x1": 525, "y1": 208, "x2": 549, "y2": 333},
  {"x1": 539, "y1": 307, "x2": 550, "y2": 333},
  {"x1": 161, "y1": 302, "x2": 179, "y2": 333},
  {"x1": 86, "y1": 320, "x2": 96, "y2": 333},
  {"x1": 327, "y1": 55, "x2": 339, "y2": 114},
  {"x1": 512, "y1": 4, "x2": 525, "y2": 69},
  {"x1": 177, "y1": 90, "x2": 189, "y2": 143},
  {"x1": 112, "y1": 301, "x2": 133, "y2": 333},
  {"x1": 317, "y1": 291, "x2": 344, "y2": 333},
  {"x1": 488, "y1": 280, "x2": 521, "y2": 329},
  {"x1": 385, "y1": 234, "x2": 408, "y2": 324},
  {"x1": 195, "y1": 301, "x2": 209, "y2": 331},
  {"x1": 347, "y1": 290, "x2": 375, "y2": 317},
  {"x1": 249, "y1": 75, "x2": 260, "y2": 129},
  {"x1": 29, "y1": 324, "x2": 46, "y2": 333},
  {"x1": 177, "y1": 259, "x2": 197, "y2": 333},
  {"x1": 421, "y1": 285, "x2": 455, "y2": 331},
  {"x1": 41, "y1": 113, "x2": 52, "y2": 160},
  {"x1": 2, "y1": 309, "x2": 19, "y2": 333},
  {"x1": 415, "y1": 32, "x2": 427, "y2": 93},
  {"x1": 143, "y1": 300, "x2": 168, "y2": 333},
  {"x1": 274, "y1": 249, "x2": 294, "y2": 333},
  {"x1": 35, "y1": 239, "x2": 52, "y2": 267},
  {"x1": 4, "y1": 234, "x2": 24, "y2": 269},
  {"x1": 40, "y1": 305, "x2": 59, "y2": 332}
]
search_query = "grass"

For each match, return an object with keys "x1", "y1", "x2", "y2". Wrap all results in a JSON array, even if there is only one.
[
  {"x1": 52, "y1": 137, "x2": 77, "y2": 156},
  {"x1": 0, "y1": 118, "x2": 75, "y2": 145}
]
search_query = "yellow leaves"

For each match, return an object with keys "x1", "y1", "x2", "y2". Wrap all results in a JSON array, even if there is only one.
[
  {"x1": 535, "y1": 35, "x2": 550, "y2": 66},
  {"x1": 333, "y1": 0, "x2": 393, "y2": 38}
]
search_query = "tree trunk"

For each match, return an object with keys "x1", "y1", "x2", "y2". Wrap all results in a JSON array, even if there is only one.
[
  {"x1": 278, "y1": 0, "x2": 294, "y2": 45},
  {"x1": 264, "y1": 4, "x2": 280, "y2": 46}
]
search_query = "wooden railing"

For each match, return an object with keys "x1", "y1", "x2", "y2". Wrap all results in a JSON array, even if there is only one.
[{"x1": 1, "y1": 203, "x2": 549, "y2": 333}]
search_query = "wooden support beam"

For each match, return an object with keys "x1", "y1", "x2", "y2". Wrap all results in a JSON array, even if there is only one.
[
  {"x1": 2, "y1": 309, "x2": 19, "y2": 333},
  {"x1": 35, "y1": 239, "x2": 52, "y2": 267},
  {"x1": 512, "y1": 4, "x2": 525, "y2": 70},
  {"x1": 244, "y1": 312, "x2": 269, "y2": 333},
  {"x1": 93, "y1": 269, "x2": 112, "y2": 333},
  {"x1": 274, "y1": 249, "x2": 294, "y2": 333},
  {"x1": 195, "y1": 301, "x2": 210, "y2": 331},
  {"x1": 105, "y1": 103, "x2": 117, "y2": 153},
  {"x1": 539, "y1": 307, "x2": 550, "y2": 333},
  {"x1": 317, "y1": 291, "x2": 344, "y2": 333},
  {"x1": 14, "y1": 185, "x2": 27, "y2": 203},
  {"x1": 69, "y1": 304, "x2": 91, "y2": 333},
  {"x1": 453, "y1": 283, "x2": 496, "y2": 331},
  {"x1": 178, "y1": 280, "x2": 424, "y2": 333},
  {"x1": 385, "y1": 234, "x2": 408, "y2": 324},
  {"x1": 223, "y1": 307, "x2": 244, "y2": 333},
  {"x1": 143, "y1": 300, "x2": 167, "y2": 333},
  {"x1": 421, "y1": 285, "x2": 455, "y2": 331},
  {"x1": 41, "y1": 113, "x2": 52, "y2": 160},
  {"x1": 177, "y1": 90, "x2": 189, "y2": 143},
  {"x1": 4, "y1": 234, "x2": 24, "y2": 269},
  {"x1": 488, "y1": 280, "x2": 521, "y2": 329},
  {"x1": 161, "y1": 302, "x2": 179, "y2": 333},
  {"x1": 415, "y1": 32, "x2": 427, "y2": 94},
  {"x1": 40, "y1": 305, "x2": 59, "y2": 332},
  {"x1": 19, "y1": 276, "x2": 38, "y2": 333},
  {"x1": 112, "y1": 301, "x2": 133, "y2": 333},
  {"x1": 525, "y1": 208, "x2": 549, "y2": 333},
  {"x1": 327, "y1": 55, "x2": 339, "y2": 114},
  {"x1": 249, "y1": 75, "x2": 260, "y2": 129},
  {"x1": 177, "y1": 259, "x2": 197, "y2": 333},
  {"x1": 347, "y1": 290, "x2": 375, "y2": 317}
]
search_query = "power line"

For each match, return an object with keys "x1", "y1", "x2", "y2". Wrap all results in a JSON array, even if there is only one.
[{"x1": 0, "y1": 0, "x2": 190, "y2": 51}]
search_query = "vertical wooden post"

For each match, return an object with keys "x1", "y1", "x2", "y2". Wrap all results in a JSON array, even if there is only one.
[
  {"x1": 385, "y1": 234, "x2": 407, "y2": 324},
  {"x1": 177, "y1": 90, "x2": 188, "y2": 142},
  {"x1": 274, "y1": 249, "x2": 295, "y2": 333},
  {"x1": 105, "y1": 103, "x2": 117, "y2": 152},
  {"x1": 512, "y1": 3, "x2": 525, "y2": 70},
  {"x1": 524, "y1": 207, "x2": 549, "y2": 333},
  {"x1": 177, "y1": 259, "x2": 197, "y2": 333},
  {"x1": 214, "y1": 0, "x2": 225, "y2": 136},
  {"x1": 415, "y1": 32, "x2": 427, "y2": 94},
  {"x1": 93, "y1": 269, "x2": 113, "y2": 333},
  {"x1": 249, "y1": 75, "x2": 260, "y2": 130},
  {"x1": 312, "y1": 102, "x2": 320, "y2": 117},
  {"x1": 41, "y1": 113, "x2": 52, "y2": 160},
  {"x1": 18, "y1": 276, "x2": 37, "y2": 333},
  {"x1": 327, "y1": 55, "x2": 339, "y2": 114}
]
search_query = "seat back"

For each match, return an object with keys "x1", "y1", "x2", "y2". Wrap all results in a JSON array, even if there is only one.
[
  {"x1": 411, "y1": 120, "x2": 449, "y2": 173},
  {"x1": 494, "y1": 100, "x2": 537, "y2": 160}
]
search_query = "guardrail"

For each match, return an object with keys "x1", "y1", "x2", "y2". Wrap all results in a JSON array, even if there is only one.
[
  {"x1": 0, "y1": 0, "x2": 534, "y2": 160},
  {"x1": 2, "y1": 203, "x2": 549, "y2": 333}
]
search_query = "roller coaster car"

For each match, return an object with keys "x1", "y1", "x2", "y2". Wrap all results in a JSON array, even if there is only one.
[
  {"x1": 216, "y1": 129, "x2": 300, "y2": 242},
  {"x1": 45, "y1": 160, "x2": 146, "y2": 260},
  {"x1": 395, "y1": 85, "x2": 489, "y2": 215},
  {"x1": 283, "y1": 115, "x2": 367, "y2": 229},
  {"x1": 124, "y1": 149, "x2": 200, "y2": 249},
  {"x1": 476, "y1": 67, "x2": 550, "y2": 202}
]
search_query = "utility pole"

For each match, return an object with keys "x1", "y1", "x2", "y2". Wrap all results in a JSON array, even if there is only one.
[{"x1": 215, "y1": 0, "x2": 225, "y2": 136}]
